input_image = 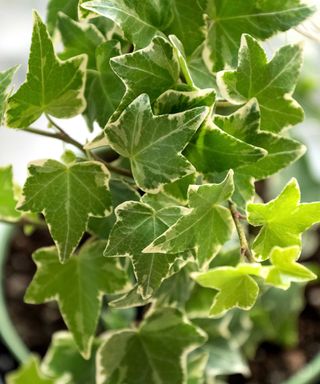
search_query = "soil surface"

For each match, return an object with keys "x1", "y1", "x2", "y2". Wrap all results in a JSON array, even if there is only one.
[{"x1": 1, "y1": 227, "x2": 320, "y2": 383}]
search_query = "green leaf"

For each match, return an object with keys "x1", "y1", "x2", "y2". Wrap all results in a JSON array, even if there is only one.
[
  {"x1": 81, "y1": 0, "x2": 172, "y2": 49},
  {"x1": 187, "y1": 352, "x2": 208, "y2": 384},
  {"x1": 96, "y1": 308, "x2": 207, "y2": 384},
  {"x1": 42, "y1": 332, "x2": 100, "y2": 384},
  {"x1": 145, "y1": 171, "x2": 235, "y2": 264},
  {"x1": 109, "y1": 36, "x2": 180, "y2": 118},
  {"x1": 85, "y1": 40, "x2": 126, "y2": 128},
  {"x1": 105, "y1": 200, "x2": 186, "y2": 298},
  {"x1": 88, "y1": 178, "x2": 140, "y2": 238},
  {"x1": 0, "y1": 66, "x2": 18, "y2": 124},
  {"x1": 214, "y1": 99, "x2": 306, "y2": 179},
  {"x1": 207, "y1": 0, "x2": 314, "y2": 71},
  {"x1": 264, "y1": 246, "x2": 317, "y2": 289},
  {"x1": 105, "y1": 93, "x2": 208, "y2": 192},
  {"x1": 192, "y1": 263, "x2": 262, "y2": 316},
  {"x1": 185, "y1": 119, "x2": 266, "y2": 174},
  {"x1": 247, "y1": 178, "x2": 320, "y2": 260},
  {"x1": 164, "y1": 0, "x2": 206, "y2": 56},
  {"x1": 0, "y1": 166, "x2": 20, "y2": 222},
  {"x1": 217, "y1": 34, "x2": 304, "y2": 132},
  {"x1": 163, "y1": 174, "x2": 196, "y2": 205},
  {"x1": 6, "y1": 12, "x2": 87, "y2": 129},
  {"x1": 6, "y1": 356, "x2": 57, "y2": 384},
  {"x1": 57, "y1": 12, "x2": 105, "y2": 68},
  {"x1": 25, "y1": 241, "x2": 126, "y2": 358},
  {"x1": 18, "y1": 160, "x2": 112, "y2": 262},
  {"x1": 47, "y1": 0, "x2": 79, "y2": 34}
]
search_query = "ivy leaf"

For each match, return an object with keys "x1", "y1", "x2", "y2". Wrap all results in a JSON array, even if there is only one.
[
  {"x1": 265, "y1": 246, "x2": 317, "y2": 289},
  {"x1": 163, "y1": 174, "x2": 197, "y2": 205},
  {"x1": 217, "y1": 34, "x2": 304, "y2": 132},
  {"x1": 6, "y1": 356, "x2": 58, "y2": 384},
  {"x1": 214, "y1": 99, "x2": 306, "y2": 179},
  {"x1": 57, "y1": 12, "x2": 105, "y2": 68},
  {"x1": 207, "y1": 0, "x2": 314, "y2": 71},
  {"x1": 164, "y1": 0, "x2": 206, "y2": 56},
  {"x1": 105, "y1": 200, "x2": 186, "y2": 298},
  {"x1": 109, "y1": 36, "x2": 180, "y2": 118},
  {"x1": 145, "y1": 171, "x2": 235, "y2": 264},
  {"x1": 6, "y1": 12, "x2": 87, "y2": 129},
  {"x1": 0, "y1": 166, "x2": 20, "y2": 222},
  {"x1": 18, "y1": 160, "x2": 112, "y2": 262},
  {"x1": 247, "y1": 178, "x2": 320, "y2": 260},
  {"x1": 187, "y1": 352, "x2": 208, "y2": 384},
  {"x1": 47, "y1": 0, "x2": 79, "y2": 34},
  {"x1": 96, "y1": 308, "x2": 207, "y2": 384},
  {"x1": 192, "y1": 263, "x2": 262, "y2": 317},
  {"x1": 106, "y1": 93, "x2": 208, "y2": 192},
  {"x1": 25, "y1": 241, "x2": 127, "y2": 358},
  {"x1": 85, "y1": 41, "x2": 125, "y2": 128},
  {"x1": 81, "y1": 0, "x2": 172, "y2": 49},
  {"x1": 0, "y1": 66, "x2": 18, "y2": 124},
  {"x1": 42, "y1": 332, "x2": 100, "y2": 384}
]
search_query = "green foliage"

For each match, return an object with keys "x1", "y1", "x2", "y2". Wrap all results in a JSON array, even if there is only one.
[{"x1": 2, "y1": 1, "x2": 319, "y2": 383}]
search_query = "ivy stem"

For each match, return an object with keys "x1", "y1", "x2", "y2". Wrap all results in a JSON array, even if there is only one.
[
  {"x1": 90, "y1": 152, "x2": 133, "y2": 178},
  {"x1": 0, "y1": 217, "x2": 47, "y2": 228},
  {"x1": 216, "y1": 99, "x2": 234, "y2": 108},
  {"x1": 228, "y1": 200, "x2": 254, "y2": 263}
]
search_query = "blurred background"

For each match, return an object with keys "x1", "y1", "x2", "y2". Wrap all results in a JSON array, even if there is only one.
[{"x1": 1, "y1": 1, "x2": 320, "y2": 383}]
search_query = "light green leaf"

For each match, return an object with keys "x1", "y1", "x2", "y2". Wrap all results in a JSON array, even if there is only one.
[
  {"x1": 6, "y1": 356, "x2": 58, "y2": 384},
  {"x1": 0, "y1": 166, "x2": 20, "y2": 222},
  {"x1": 214, "y1": 99, "x2": 306, "y2": 179},
  {"x1": 81, "y1": 0, "x2": 172, "y2": 49},
  {"x1": 247, "y1": 178, "x2": 320, "y2": 260},
  {"x1": 192, "y1": 263, "x2": 262, "y2": 316},
  {"x1": 96, "y1": 308, "x2": 207, "y2": 384},
  {"x1": 188, "y1": 45, "x2": 217, "y2": 90},
  {"x1": 105, "y1": 200, "x2": 186, "y2": 298},
  {"x1": 145, "y1": 171, "x2": 235, "y2": 264},
  {"x1": 109, "y1": 36, "x2": 180, "y2": 118},
  {"x1": 57, "y1": 12, "x2": 105, "y2": 68},
  {"x1": 47, "y1": 0, "x2": 79, "y2": 34},
  {"x1": 264, "y1": 246, "x2": 317, "y2": 289},
  {"x1": 187, "y1": 352, "x2": 208, "y2": 384},
  {"x1": 88, "y1": 177, "x2": 140, "y2": 238},
  {"x1": 42, "y1": 332, "x2": 100, "y2": 384},
  {"x1": 18, "y1": 160, "x2": 112, "y2": 262},
  {"x1": 6, "y1": 12, "x2": 87, "y2": 129},
  {"x1": 217, "y1": 34, "x2": 304, "y2": 132},
  {"x1": 0, "y1": 66, "x2": 18, "y2": 124},
  {"x1": 85, "y1": 40, "x2": 125, "y2": 128},
  {"x1": 106, "y1": 93, "x2": 208, "y2": 192},
  {"x1": 25, "y1": 241, "x2": 126, "y2": 358},
  {"x1": 207, "y1": 0, "x2": 314, "y2": 71},
  {"x1": 154, "y1": 88, "x2": 216, "y2": 115},
  {"x1": 164, "y1": 0, "x2": 206, "y2": 56}
]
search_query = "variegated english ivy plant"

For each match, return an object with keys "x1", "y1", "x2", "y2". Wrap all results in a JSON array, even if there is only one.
[{"x1": 2, "y1": 1, "x2": 320, "y2": 383}]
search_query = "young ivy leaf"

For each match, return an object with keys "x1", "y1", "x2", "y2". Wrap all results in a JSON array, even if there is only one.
[
  {"x1": 25, "y1": 241, "x2": 127, "y2": 358},
  {"x1": 192, "y1": 264, "x2": 263, "y2": 317},
  {"x1": 81, "y1": 0, "x2": 172, "y2": 49},
  {"x1": 109, "y1": 36, "x2": 180, "y2": 119},
  {"x1": 207, "y1": 0, "x2": 314, "y2": 71},
  {"x1": 0, "y1": 166, "x2": 21, "y2": 222},
  {"x1": 47, "y1": 0, "x2": 79, "y2": 34},
  {"x1": 145, "y1": 171, "x2": 235, "y2": 265},
  {"x1": 105, "y1": 93, "x2": 208, "y2": 192},
  {"x1": 247, "y1": 179, "x2": 320, "y2": 260},
  {"x1": 6, "y1": 356, "x2": 58, "y2": 384},
  {"x1": 96, "y1": 308, "x2": 207, "y2": 384},
  {"x1": 105, "y1": 200, "x2": 186, "y2": 298},
  {"x1": 57, "y1": 12, "x2": 105, "y2": 68},
  {"x1": 0, "y1": 66, "x2": 18, "y2": 124},
  {"x1": 85, "y1": 41, "x2": 125, "y2": 128},
  {"x1": 217, "y1": 34, "x2": 304, "y2": 133},
  {"x1": 214, "y1": 99, "x2": 306, "y2": 179},
  {"x1": 6, "y1": 12, "x2": 87, "y2": 129},
  {"x1": 18, "y1": 160, "x2": 112, "y2": 262},
  {"x1": 42, "y1": 332, "x2": 100, "y2": 384},
  {"x1": 264, "y1": 246, "x2": 317, "y2": 290}
]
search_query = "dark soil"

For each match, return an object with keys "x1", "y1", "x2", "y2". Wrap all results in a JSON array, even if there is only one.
[{"x1": 1, "y1": 227, "x2": 320, "y2": 383}]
